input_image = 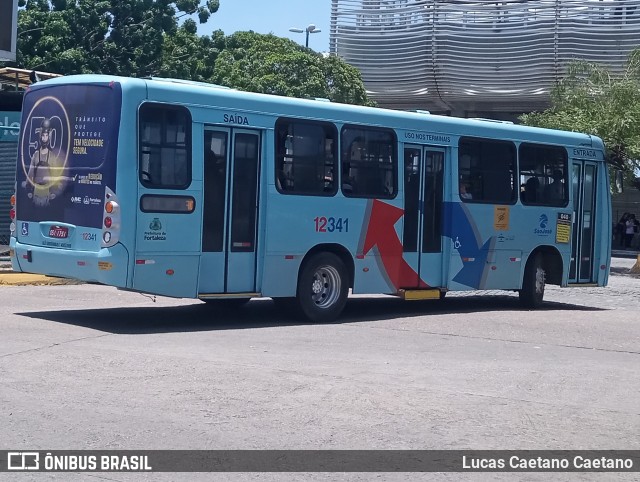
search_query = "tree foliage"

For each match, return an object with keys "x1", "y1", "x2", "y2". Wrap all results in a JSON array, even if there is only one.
[
  {"x1": 6, "y1": 1, "x2": 374, "y2": 106},
  {"x1": 211, "y1": 32, "x2": 374, "y2": 106},
  {"x1": 14, "y1": 0, "x2": 219, "y2": 76},
  {"x1": 520, "y1": 49, "x2": 640, "y2": 176},
  {"x1": 158, "y1": 22, "x2": 224, "y2": 81}
]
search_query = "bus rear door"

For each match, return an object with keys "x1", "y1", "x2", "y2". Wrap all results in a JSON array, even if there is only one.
[
  {"x1": 402, "y1": 145, "x2": 446, "y2": 288},
  {"x1": 199, "y1": 127, "x2": 261, "y2": 296}
]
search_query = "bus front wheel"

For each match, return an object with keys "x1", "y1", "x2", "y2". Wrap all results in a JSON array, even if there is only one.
[
  {"x1": 519, "y1": 253, "x2": 545, "y2": 308},
  {"x1": 296, "y1": 252, "x2": 348, "y2": 323}
]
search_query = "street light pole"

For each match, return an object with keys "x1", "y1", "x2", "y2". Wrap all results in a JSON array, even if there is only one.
[{"x1": 289, "y1": 24, "x2": 321, "y2": 48}]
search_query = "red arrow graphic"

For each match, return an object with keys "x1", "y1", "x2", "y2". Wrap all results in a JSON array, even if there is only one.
[{"x1": 361, "y1": 199, "x2": 429, "y2": 289}]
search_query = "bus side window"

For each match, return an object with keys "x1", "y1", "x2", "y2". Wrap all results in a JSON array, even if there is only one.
[
  {"x1": 274, "y1": 118, "x2": 337, "y2": 196},
  {"x1": 519, "y1": 143, "x2": 568, "y2": 207},
  {"x1": 458, "y1": 137, "x2": 516, "y2": 204},
  {"x1": 341, "y1": 126, "x2": 397, "y2": 198},
  {"x1": 139, "y1": 103, "x2": 192, "y2": 189}
]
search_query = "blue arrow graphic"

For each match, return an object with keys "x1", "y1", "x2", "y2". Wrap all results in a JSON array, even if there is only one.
[{"x1": 442, "y1": 201, "x2": 494, "y2": 288}]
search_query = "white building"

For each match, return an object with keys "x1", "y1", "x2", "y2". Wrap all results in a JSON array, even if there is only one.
[{"x1": 330, "y1": 0, "x2": 640, "y2": 117}]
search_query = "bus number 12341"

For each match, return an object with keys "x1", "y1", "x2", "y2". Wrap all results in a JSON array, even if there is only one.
[{"x1": 314, "y1": 216, "x2": 349, "y2": 233}]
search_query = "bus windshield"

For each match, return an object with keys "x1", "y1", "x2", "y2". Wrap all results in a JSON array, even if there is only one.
[{"x1": 16, "y1": 82, "x2": 121, "y2": 230}]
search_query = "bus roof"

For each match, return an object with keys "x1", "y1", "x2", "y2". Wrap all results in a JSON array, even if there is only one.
[{"x1": 30, "y1": 74, "x2": 604, "y2": 151}]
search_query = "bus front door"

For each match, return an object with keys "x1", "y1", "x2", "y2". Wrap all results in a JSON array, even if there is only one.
[
  {"x1": 569, "y1": 160, "x2": 597, "y2": 284},
  {"x1": 199, "y1": 127, "x2": 261, "y2": 295},
  {"x1": 402, "y1": 146, "x2": 445, "y2": 288}
]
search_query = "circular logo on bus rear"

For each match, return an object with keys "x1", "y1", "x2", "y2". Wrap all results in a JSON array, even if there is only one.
[{"x1": 20, "y1": 96, "x2": 71, "y2": 207}]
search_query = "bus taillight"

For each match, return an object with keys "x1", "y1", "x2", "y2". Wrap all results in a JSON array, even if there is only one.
[
  {"x1": 10, "y1": 186, "x2": 16, "y2": 235},
  {"x1": 101, "y1": 186, "x2": 120, "y2": 248},
  {"x1": 9, "y1": 194, "x2": 15, "y2": 220}
]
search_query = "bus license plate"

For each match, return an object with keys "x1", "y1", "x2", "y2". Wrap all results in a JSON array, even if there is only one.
[{"x1": 48, "y1": 226, "x2": 69, "y2": 239}]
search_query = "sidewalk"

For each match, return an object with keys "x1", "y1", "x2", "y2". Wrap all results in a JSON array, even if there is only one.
[
  {"x1": 0, "y1": 260, "x2": 80, "y2": 286},
  {"x1": 0, "y1": 272, "x2": 79, "y2": 286}
]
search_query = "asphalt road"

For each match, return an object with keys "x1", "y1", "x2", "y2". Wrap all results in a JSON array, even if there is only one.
[{"x1": 1, "y1": 257, "x2": 639, "y2": 481}]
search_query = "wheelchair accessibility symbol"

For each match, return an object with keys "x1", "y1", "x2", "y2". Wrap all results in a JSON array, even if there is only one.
[{"x1": 454, "y1": 236, "x2": 462, "y2": 249}]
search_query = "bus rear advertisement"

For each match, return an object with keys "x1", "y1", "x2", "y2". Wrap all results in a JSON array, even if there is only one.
[{"x1": 9, "y1": 75, "x2": 611, "y2": 322}]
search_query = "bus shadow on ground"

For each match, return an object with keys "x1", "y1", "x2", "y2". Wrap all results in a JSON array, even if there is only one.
[
  {"x1": 19, "y1": 294, "x2": 605, "y2": 335},
  {"x1": 342, "y1": 295, "x2": 604, "y2": 322}
]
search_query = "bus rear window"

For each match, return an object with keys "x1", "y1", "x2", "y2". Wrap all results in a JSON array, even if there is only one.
[{"x1": 139, "y1": 103, "x2": 191, "y2": 189}]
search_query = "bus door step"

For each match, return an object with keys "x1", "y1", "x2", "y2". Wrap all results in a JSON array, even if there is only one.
[
  {"x1": 397, "y1": 289, "x2": 443, "y2": 301},
  {"x1": 198, "y1": 292, "x2": 261, "y2": 300},
  {"x1": 566, "y1": 283, "x2": 598, "y2": 287}
]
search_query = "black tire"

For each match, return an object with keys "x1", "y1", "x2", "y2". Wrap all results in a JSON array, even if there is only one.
[
  {"x1": 295, "y1": 252, "x2": 349, "y2": 323},
  {"x1": 202, "y1": 298, "x2": 250, "y2": 310},
  {"x1": 519, "y1": 253, "x2": 545, "y2": 308}
]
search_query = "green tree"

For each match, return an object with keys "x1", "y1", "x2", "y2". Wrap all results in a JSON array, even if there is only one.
[
  {"x1": 15, "y1": 0, "x2": 111, "y2": 74},
  {"x1": 212, "y1": 31, "x2": 374, "y2": 106},
  {"x1": 520, "y1": 49, "x2": 640, "y2": 175},
  {"x1": 158, "y1": 21, "x2": 224, "y2": 81},
  {"x1": 9, "y1": 3, "x2": 374, "y2": 107},
  {"x1": 12, "y1": 0, "x2": 219, "y2": 76}
]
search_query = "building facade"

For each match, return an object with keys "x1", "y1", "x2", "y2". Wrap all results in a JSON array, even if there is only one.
[{"x1": 330, "y1": 0, "x2": 640, "y2": 117}]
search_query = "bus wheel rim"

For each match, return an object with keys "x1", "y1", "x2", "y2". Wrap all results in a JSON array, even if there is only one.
[{"x1": 311, "y1": 265, "x2": 341, "y2": 309}]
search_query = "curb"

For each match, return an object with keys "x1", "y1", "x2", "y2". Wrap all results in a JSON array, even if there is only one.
[{"x1": 0, "y1": 272, "x2": 82, "y2": 286}]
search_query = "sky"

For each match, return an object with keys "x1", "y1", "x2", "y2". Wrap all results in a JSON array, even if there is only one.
[{"x1": 197, "y1": 0, "x2": 332, "y2": 52}]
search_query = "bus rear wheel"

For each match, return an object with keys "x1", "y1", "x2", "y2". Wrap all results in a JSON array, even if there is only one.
[
  {"x1": 296, "y1": 252, "x2": 348, "y2": 323},
  {"x1": 519, "y1": 253, "x2": 545, "y2": 308}
]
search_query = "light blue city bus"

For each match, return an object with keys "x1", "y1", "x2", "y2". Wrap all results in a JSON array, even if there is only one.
[{"x1": 10, "y1": 75, "x2": 611, "y2": 322}]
